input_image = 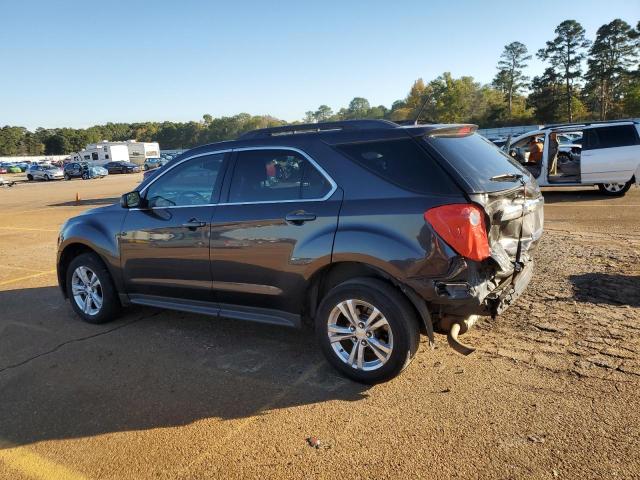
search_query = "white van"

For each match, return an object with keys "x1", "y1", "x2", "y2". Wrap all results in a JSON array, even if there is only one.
[{"x1": 505, "y1": 120, "x2": 640, "y2": 196}]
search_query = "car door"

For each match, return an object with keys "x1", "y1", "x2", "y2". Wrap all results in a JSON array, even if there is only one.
[
  {"x1": 210, "y1": 147, "x2": 342, "y2": 317},
  {"x1": 580, "y1": 125, "x2": 640, "y2": 184},
  {"x1": 120, "y1": 151, "x2": 229, "y2": 302}
]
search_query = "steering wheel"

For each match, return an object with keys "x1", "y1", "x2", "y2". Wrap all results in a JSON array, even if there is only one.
[{"x1": 176, "y1": 191, "x2": 208, "y2": 205}]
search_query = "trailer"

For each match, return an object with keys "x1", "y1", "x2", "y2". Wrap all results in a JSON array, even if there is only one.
[
  {"x1": 125, "y1": 140, "x2": 161, "y2": 166},
  {"x1": 71, "y1": 142, "x2": 130, "y2": 166}
]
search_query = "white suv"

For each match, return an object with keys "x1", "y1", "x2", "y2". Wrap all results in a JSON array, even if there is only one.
[{"x1": 505, "y1": 120, "x2": 640, "y2": 196}]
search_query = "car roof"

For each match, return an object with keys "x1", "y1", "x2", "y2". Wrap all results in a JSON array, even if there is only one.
[{"x1": 176, "y1": 120, "x2": 478, "y2": 158}]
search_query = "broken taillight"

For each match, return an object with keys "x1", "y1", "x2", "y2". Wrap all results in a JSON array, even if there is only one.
[{"x1": 424, "y1": 204, "x2": 490, "y2": 261}]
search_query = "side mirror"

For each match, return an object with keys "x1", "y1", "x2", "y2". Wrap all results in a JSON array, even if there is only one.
[{"x1": 121, "y1": 191, "x2": 142, "y2": 209}]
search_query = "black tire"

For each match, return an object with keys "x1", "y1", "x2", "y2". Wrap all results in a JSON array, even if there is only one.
[
  {"x1": 64, "y1": 173, "x2": 71, "y2": 180},
  {"x1": 315, "y1": 277, "x2": 420, "y2": 384},
  {"x1": 27, "y1": 174, "x2": 33, "y2": 181},
  {"x1": 44, "y1": 174, "x2": 50, "y2": 181},
  {"x1": 598, "y1": 180, "x2": 632, "y2": 196},
  {"x1": 66, "y1": 252, "x2": 121, "y2": 324}
]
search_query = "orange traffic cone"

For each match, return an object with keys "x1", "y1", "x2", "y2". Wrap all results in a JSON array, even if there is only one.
[{"x1": 75, "y1": 192, "x2": 80, "y2": 204}]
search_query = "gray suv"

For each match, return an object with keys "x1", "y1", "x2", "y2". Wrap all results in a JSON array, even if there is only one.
[{"x1": 57, "y1": 120, "x2": 543, "y2": 383}]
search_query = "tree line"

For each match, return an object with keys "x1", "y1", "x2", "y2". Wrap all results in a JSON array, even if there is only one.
[{"x1": 1, "y1": 18, "x2": 638, "y2": 156}]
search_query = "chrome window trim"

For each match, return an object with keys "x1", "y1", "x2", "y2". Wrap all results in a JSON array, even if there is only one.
[{"x1": 133, "y1": 146, "x2": 337, "y2": 211}]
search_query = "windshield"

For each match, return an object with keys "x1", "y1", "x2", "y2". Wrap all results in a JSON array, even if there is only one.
[{"x1": 425, "y1": 133, "x2": 531, "y2": 193}]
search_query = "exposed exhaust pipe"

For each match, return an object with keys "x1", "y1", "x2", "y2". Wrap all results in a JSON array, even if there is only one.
[{"x1": 446, "y1": 315, "x2": 478, "y2": 356}]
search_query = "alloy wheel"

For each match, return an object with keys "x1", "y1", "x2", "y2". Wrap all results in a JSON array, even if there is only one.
[
  {"x1": 327, "y1": 299, "x2": 393, "y2": 371},
  {"x1": 602, "y1": 183, "x2": 624, "y2": 193},
  {"x1": 71, "y1": 266, "x2": 103, "y2": 316}
]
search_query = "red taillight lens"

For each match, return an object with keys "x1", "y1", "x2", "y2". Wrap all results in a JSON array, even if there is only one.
[{"x1": 424, "y1": 204, "x2": 490, "y2": 261}]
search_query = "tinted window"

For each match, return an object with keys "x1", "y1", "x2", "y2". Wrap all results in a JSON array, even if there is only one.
[
  {"x1": 583, "y1": 125, "x2": 638, "y2": 150},
  {"x1": 336, "y1": 138, "x2": 457, "y2": 194},
  {"x1": 145, "y1": 154, "x2": 224, "y2": 208},
  {"x1": 229, "y1": 149, "x2": 330, "y2": 202},
  {"x1": 426, "y1": 134, "x2": 530, "y2": 193}
]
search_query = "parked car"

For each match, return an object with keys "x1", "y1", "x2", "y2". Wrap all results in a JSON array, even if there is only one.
[
  {"x1": 7, "y1": 165, "x2": 22, "y2": 173},
  {"x1": 82, "y1": 165, "x2": 108, "y2": 179},
  {"x1": 15, "y1": 162, "x2": 29, "y2": 172},
  {"x1": 104, "y1": 161, "x2": 140, "y2": 174},
  {"x1": 26, "y1": 164, "x2": 64, "y2": 181},
  {"x1": 0, "y1": 167, "x2": 7, "y2": 174},
  {"x1": 143, "y1": 157, "x2": 168, "y2": 171},
  {"x1": 57, "y1": 120, "x2": 543, "y2": 383},
  {"x1": 63, "y1": 162, "x2": 88, "y2": 180},
  {"x1": 504, "y1": 120, "x2": 640, "y2": 196}
]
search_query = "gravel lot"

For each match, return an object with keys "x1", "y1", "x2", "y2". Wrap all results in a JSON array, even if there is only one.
[{"x1": 1, "y1": 175, "x2": 638, "y2": 479}]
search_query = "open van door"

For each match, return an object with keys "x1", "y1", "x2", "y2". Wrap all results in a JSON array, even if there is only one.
[{"x1": 580, "y1": 124, "x2": 640, "y2": 184}]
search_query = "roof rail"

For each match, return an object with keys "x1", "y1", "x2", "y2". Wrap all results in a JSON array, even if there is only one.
[
  {"x1": 238, "y1": 119, "x2": 399, "y2": 139},
  {"x1": 543, "y1": 118, "x2": 639, "y2": 129}
]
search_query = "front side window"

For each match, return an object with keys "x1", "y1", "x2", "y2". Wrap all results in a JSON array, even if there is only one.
[
  {"x1": 144, "y1": 153, "x2": 224, "y2": 208},
  {"x1": 228, "y1": 149, "x2": 331, "y2": 203}
]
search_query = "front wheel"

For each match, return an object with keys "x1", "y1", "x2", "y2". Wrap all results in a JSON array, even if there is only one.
[
  {"x1": 66, "y1": 253, "x2": 120, "y2": 324},
  {"x1": 64, "y1": 173, "x2": 71, "y2": 180},
  {"x1": 27, "y1": 174, "x2": 33, "y2": 181},
  {"x1": 44, "y1": 174, "x2": 50, "y2": 181},
  {"x1": 315, "y1": 278, "x2": 420, "y2": 384},
  {"x1": 598, "y1": 180, "x2": 632, "y2": 196}
]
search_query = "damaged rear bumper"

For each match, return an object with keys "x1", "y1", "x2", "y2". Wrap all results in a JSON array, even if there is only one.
[{"x1": 411, "y1": 258, "x2": 535, "y2": 318}]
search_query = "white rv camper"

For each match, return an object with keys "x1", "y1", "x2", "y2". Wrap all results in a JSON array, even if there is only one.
[
  {"x1": 125, "y1": 140, "x2": 161, "y2": 166},
  {"x1": 71, "y1": 142, "x2": 129, "y2": 166}
]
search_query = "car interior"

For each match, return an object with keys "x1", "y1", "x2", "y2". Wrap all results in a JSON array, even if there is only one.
[{"x1": 509, "y1": 130, "x2": 582, "y2": 183}]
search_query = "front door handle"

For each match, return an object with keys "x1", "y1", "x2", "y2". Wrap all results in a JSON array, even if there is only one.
[
  {"x1": 182, "y1": 218, "x2": 207, "y2": 230},
  {"x1": 285, "y1": 211, "x2": 317, "y2": 225}
]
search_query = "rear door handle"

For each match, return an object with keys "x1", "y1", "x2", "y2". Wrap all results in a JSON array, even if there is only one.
[
  {"x1": 285, "y1": 211, "x2": 317, "y2": 224},
  {"x1": 182, "y1": 218, "x2": 207, "y2": 230}
]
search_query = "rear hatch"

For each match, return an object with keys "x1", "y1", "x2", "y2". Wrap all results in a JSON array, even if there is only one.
[{"x1": 415, "y1": 126, "x2": 544, "y2": 276}]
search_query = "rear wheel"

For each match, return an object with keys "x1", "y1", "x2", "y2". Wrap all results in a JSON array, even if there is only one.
[
  {"x1": 598, "y1": 180, "x2": 632, "y2": 196},
  {"x1": 66, "y1": 253, "x2": 120, "y2": 324},
  {"x1": 315, "y1": 278, "x2": 420, "y2": 384},
  {"x1": 64, "y1": 173, "x2": 71, "y2": 180},
  {"x1": 44, "y1": 174, "x2": 50, "y2": 181},
  {"x1": 27, "y1": 174, "x2": 33, "y2": 181}
]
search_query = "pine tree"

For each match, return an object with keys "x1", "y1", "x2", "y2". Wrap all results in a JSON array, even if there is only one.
[
  {"x1": 538, "y1": 20, "x2": 591, "y2": 121},
  {"x1": 493, "y1": 42, "x2": 531, "y2": 118}
]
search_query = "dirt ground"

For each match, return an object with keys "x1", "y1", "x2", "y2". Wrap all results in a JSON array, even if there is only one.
[{"x1": 0, "y1": 174, "x2": 639, "y2": 480}]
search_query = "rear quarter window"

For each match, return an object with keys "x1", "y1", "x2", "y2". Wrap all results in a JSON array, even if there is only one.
[
  {"x1": 583, "y1": 125, "x2": 639, "y2": 150},
  {"x1": 335, "y1": 138, "x2": 459, "y2": 195}
]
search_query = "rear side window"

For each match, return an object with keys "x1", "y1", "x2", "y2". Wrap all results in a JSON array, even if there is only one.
[
  {"x1": 583, "y1": 125, "x2": 639, "y2": 150},
  {"x1": 335, "y1": 138, "x2": 458, "y2": 194},
  {"x1": 426, "y1": 134, "x2": 530, "y2": 193},
  {"x1": 229, "y1": 149, "x2": 332, "y2": 203}
]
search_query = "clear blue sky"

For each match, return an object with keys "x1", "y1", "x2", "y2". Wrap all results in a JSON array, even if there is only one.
[{"x1": 2, "y1": 0, "x2": 638, "y2": 130}]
